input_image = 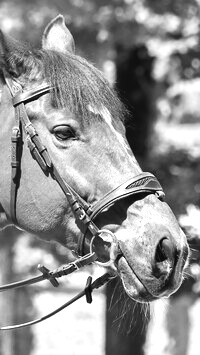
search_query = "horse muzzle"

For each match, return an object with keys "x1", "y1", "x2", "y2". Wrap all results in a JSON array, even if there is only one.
[{"x1": 114, "y1": 233, "x2": 189, "y2": 302}]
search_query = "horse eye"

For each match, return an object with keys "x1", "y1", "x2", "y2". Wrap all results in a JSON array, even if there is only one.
[{"x1": 53, "y1": 126, "x2": 75, "y2": 141}]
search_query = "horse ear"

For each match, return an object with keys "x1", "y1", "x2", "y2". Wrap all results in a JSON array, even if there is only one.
[
  {"x1": 0, "y1": 30, "x2": 29, "y2": 77},
  {"x1": 42, "y1": 15, "x2": 75, "y2": 54}
]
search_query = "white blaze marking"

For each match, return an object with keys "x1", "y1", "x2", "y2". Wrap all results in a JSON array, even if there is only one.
[
  {"x1": 88, "y1": 104, "x2": 140, "y2": 167},
  {"x1": 88, "y1": 104, "x2": 130, "y2": 153}
]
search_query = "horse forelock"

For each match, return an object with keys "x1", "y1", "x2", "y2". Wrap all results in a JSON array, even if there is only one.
[{"x1": 14, "y1": 48, "x2": 128, "y2": 125}]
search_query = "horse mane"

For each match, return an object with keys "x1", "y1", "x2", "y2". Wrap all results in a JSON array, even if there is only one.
[{"x1": 3, "y1": 42, "x2": 127, "y2": 124}]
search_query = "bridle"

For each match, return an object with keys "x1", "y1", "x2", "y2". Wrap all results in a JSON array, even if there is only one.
[{"x1": 0, "y1": 70, "x2": 165, "y2": 330}]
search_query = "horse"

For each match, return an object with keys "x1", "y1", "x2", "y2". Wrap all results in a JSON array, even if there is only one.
[{"x1": 0, "y1": 14, "x2": 189, "y2": 305}]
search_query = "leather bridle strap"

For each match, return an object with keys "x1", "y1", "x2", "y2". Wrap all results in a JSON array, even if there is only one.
[
  {"x1": 0, "y1": 272, "x2": 111, "y2": 330},
  {"x1": 10, "y1": 124, "x2": 21, "y2": 223},
  {"x1": 0, "y1": 252, "x2": 97, "y2": 291},
  {"x1": 77, "y1": 172, "x2": 165, "y2": 255},
  {"x1": 4, "y1": 71, "x2": 165, "y2": 261},
  {"x1": 0, "y1": 72, "x2": 166, "y2": 330},
  {"x1": 3, "y1": 72, "x2": 54, "y2": 223},
  {"x1": 5, "y1": 75, "x2": 22, "y2": 223},
  {"x1": 3, "y1": 72, "x2": 108, "y2": 250},
  {"x1": 90, "y1": 172, "x2": 164, "y2": 220}
]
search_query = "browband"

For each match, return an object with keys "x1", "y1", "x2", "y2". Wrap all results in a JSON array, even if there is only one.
[{"x1": 13, "y1": 84, "x2": 53, "y2": 106}]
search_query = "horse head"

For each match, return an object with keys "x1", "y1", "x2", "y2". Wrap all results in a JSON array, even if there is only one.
[{"x1": 0, "y1": 15, "x2": 189, "y2": 303}]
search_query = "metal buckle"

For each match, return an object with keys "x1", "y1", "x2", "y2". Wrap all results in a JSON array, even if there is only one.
[{"x1": 90, "y1": 229, "x2": 120, "y2": 268}]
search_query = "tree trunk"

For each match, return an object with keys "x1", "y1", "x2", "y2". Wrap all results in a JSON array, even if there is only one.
[
  {"x1": 106, "y1": 44, "x2": 155, "y2": 354},
  {"x1": 106, "y1": 278, "x2": 148, "y2": 355},
  {"x1": 0, "y1": 227, "x2": 33, "y2": 355},
  {"x1": 0, "y1": 227, "x2": 16, "y2": 355}
]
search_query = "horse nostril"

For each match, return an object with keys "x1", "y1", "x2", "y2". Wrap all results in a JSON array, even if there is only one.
[
  {"x1": 155, "y1": 237, "x2": 175, "y2": 263},
  {"x1": 154, "y1": 237, "x2": 176, "y2": 279}
]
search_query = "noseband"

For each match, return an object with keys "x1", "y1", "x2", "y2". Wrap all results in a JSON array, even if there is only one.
[{"x1": 3, "y1": 70, "x2": 165, "y2": 262}]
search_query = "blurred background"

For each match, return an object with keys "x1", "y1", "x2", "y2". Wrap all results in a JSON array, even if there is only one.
[{"x1": 1, "y1": 0, "x2": 200, "y2": 354}]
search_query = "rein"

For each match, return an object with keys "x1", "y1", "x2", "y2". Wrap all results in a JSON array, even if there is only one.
[
  {"x1": 0, "y1": 253, "x2": 113, "y2": 330},
  {"x1": 1, "y1": 71, "x2": 165, "y2": 330}
]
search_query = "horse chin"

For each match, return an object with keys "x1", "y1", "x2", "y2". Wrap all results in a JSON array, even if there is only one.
[
  {"x1": 116, "y1": 256, "x2": 157, "y2": 303},
  {"x1": 115, "y1": 250, "x2": 186, "y2": 303}
]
